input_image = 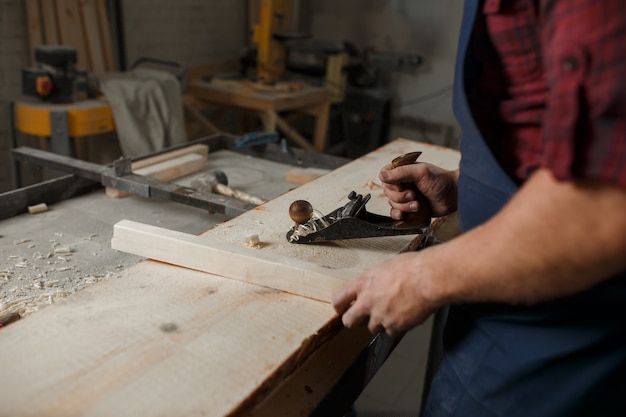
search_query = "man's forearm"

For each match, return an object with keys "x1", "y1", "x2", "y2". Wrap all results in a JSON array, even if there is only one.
[{"x1": 428, "y1": 168, "x2": 626, "y2": 306}]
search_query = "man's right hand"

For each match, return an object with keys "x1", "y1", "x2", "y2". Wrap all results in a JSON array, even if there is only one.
[{"x1": 379, "y1": 164, "x2": 459, "y2": 220}]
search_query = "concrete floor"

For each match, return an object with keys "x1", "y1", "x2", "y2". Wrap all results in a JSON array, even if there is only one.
[{"x1": 0, "y1": 149, "x2": 431, "y2": 416}]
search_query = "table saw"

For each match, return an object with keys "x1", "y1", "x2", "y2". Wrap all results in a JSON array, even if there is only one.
[{"x1": 0, "y1": 135, "x2": 460, "y2": 416}]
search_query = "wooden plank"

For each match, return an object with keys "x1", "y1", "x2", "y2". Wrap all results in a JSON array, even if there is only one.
[
  {"x1": 95, "y1": 0, "x2": 115, "y2": 71},
  {"x1": 24, "y1": 0, "x2": 43, "y2": 64},
  {"x1": 0, "y1": 139, "x2": 461, "y2": 416},
  {"x1": 41, "y1": 0, "x2": 60, "y2": 45},
  {"x1": 112, "y1": 220, "x2": 349, "y2": 302},
  {"x1": 0, "y1": 261, "x2": 340, "y2": 417},
  {"x1": 105, "y1": 144, "x2": 209, "y2": 198},
  {"x1": 126, "y1": 144, "x2": 208, "y2": 171},
  {"x1": 80, "y1": 0, "x2": 106, "y2": 74},
  {"x1": 134, "y1": 153, "x2": 205, "y2": 179},
  {"x1": 56, "y1": 0, "x2": 90, "y2": 69}
]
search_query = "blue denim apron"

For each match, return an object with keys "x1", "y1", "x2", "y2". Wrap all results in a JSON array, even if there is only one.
[{"x1": 421, "y1": 1, "x2": 626, "y2": 416}]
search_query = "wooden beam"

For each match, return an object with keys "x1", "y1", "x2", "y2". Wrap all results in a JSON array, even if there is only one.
[
  {"x1": 80, "y1": 0, "x2": 106, "y2": 74},
  {"x1": 95, "y1": 0, "x2": 115, "y2": 71},
  {"x1": 56, "y1": 0, "x2": 90, "y2": 69},
  {"x1": 126, "y1": 144, "x2": 208, "y2": 171},
  {"x1": 111, "y1": 220, "x2": 350, "y2": 303},
  {"x1": 24, "y1": 0, "x2": 43, "y2": 64},
  {"x1": 40, "y1": 0, "x2": 60, "y2": 44}
]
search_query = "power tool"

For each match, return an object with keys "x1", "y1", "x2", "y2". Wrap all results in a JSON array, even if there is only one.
[{"x1": 21, "y1": 45, "x2": 88, "y2": 103}]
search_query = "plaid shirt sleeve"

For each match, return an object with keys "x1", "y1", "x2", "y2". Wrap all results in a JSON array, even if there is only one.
[{"x1": 541, "y1": 0, "x2": 626, "y2": 188}]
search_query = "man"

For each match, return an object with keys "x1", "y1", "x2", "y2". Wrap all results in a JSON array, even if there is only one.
[{"x1": 332, "y1": 0, "x2": 626, "y2": 415}]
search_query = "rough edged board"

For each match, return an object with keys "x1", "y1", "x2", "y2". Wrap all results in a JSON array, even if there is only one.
[
  {"x1": 0, "y1": 261, "x2": 339, "y2": 417},
  {"x1": 112, "y1": 219, "x2": 349, "y2": 302}
]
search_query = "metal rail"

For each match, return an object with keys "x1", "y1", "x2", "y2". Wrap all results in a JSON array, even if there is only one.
[{"x1": 3, "y1": 133, "x2": 349, "y2": 220}]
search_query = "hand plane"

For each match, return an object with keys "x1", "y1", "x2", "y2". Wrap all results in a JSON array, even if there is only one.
[
  {"x1": 286, "y1": 151, "x2": 432, "y2": 244},
  {"x1": 286, "y1": 191, "x2": 429, "y2": 243}
]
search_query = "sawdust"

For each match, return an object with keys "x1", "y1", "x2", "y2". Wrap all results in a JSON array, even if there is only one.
[
  {"x1": 0, "y1": 149, "x2": 321, "y2": 320},
  {"x1": 0, "y1": 230, "x2": 132, "y2": 318}
]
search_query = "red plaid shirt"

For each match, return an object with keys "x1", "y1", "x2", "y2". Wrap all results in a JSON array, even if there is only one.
[{"x1": 466, "y1": 0, "x2": 626, "y2": 188}]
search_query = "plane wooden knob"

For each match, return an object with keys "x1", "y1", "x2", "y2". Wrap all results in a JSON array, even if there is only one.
[{"x1": 289, "y1": 200, "x2": 313, "y2": 227}]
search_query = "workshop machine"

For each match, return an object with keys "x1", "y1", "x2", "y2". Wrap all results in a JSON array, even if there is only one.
[
  {"x1": 251, "y1": 0, "x2": 310, "y2": 84},
  {"x1": 21, "y1": 45, "x2": 88, "y2": 104},
  {"x1": 247, "y1": 0, "x2": 422, "y2": 88}
]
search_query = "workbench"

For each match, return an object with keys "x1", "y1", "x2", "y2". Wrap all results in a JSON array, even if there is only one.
[
  {"x1": 188, "y1": 79, "x2": 331, "y2": 153},
  {"x1": 0, "y1": 136, "x2": 460, "y2": 416}
]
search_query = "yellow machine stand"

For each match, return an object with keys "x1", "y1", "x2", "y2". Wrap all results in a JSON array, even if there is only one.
[{"x1": 10, "y1": 99, "x2": 116, "y2": 186}]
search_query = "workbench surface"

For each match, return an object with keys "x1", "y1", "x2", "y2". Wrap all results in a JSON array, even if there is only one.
[
  {"x1": 0, "y1": 149, "x2": 294, "y2": 317},
  {"x1": 0, "y1": 140, "x2": 460, "y2": 416}
]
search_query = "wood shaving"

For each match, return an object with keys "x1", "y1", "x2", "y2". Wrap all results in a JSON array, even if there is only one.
[
  {"x1": 0, "y1": 292, "x2": 72, "y2": 317},
  {"x1": 27, "y1": 203, "x2": 48, "y2": 214},
  {"x1": 245, "y1": 233, "x2": 261, "y2": 248},
  {"x1": 364, "y1": 180, "x2": 382, "y2": 190},
  {"x1": 54, "y1": 246, "x2": 74, "y2": 255}
]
